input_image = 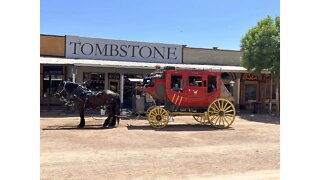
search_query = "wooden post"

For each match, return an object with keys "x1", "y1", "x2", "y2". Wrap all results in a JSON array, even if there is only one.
[
  {"x1": 276, "y1": 79, "x2": 280, "y2": 116},
  {"x1": 237, "y1": 78, "x2": 240, "y2": 108},
  {"x1": 269, "y1": 76, "x2": 273, "y2": 115}
]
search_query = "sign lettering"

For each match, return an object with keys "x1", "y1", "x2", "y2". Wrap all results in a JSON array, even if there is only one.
[{"x1": 66, "y1": 36, "x2": 182, "y2": 63}]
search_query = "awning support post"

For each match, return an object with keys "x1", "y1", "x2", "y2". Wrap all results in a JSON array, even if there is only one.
[
  {"x1": 72, "y1": 65, "x2": 77, "y2": 83},
  {"x1": 120, "y1": 74, "x2": 124, "y2": 104}
]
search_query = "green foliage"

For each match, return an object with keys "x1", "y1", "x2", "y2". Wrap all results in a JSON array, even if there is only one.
[{"x1": 240, "y1": 16, "x2": 280, "y2": 79}]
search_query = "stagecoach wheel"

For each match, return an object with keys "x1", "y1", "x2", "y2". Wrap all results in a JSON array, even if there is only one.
[
  {"x1": 192, "y1": 115, "x2": 209, "y2": 125},
  {"x1": 207, "y1": 98, "x2": 236, "y2": 129},
  {"x1": 146, "y1": 106, "x2": 156, "y2": 117},
  {"x1": 148, "y1": 107, "x2": 170, "y2": 129}
]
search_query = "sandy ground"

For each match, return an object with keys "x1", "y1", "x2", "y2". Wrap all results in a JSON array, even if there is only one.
[{"x1": 40, "y1": 114, "x2": 280, "y2": 180}]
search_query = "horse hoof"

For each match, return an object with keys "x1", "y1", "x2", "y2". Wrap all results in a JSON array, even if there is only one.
[{"x1": 77, "y1": 125, "x2": 85, "y2": 128}]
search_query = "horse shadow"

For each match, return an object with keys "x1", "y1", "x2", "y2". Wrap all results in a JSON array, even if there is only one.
[{"x1": 42, "y1": 124, "x2": 115, "y2": 130}]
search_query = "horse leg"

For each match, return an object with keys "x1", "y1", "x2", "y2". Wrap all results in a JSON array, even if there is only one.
[
  {"x1": 103, "y1": 114, "x2": 112, "y2": 128},
  {"x1": 109, "y1": 115, "x2": 117, "y2": 128},
  {"x1": 117, "y1": 117, "x2": 120, "y2": 126},
  {"x1": 78, "y1": 107, "x2": 85, "y2": 128}
]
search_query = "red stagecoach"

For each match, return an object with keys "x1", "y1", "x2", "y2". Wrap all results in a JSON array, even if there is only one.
[{"x1": 136, "y1": 66, "x2": 236, "y2": 129}]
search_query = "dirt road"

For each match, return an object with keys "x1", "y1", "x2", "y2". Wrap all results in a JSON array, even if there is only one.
[{"x1": 40, "y1": 114, "x2": 279, "y2": 179}]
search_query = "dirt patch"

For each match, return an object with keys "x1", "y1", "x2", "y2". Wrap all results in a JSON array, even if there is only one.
[{"x1": 40, "y1": 115, "x2": 280, "y2": 179}]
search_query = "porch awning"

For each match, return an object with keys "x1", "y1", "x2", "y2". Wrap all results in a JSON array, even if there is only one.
[{"x1": 40, "y1": 56, "x2": 270, "y2": 73}]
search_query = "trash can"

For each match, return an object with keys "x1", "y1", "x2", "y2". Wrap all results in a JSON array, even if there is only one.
[{"x1": 253, "y1": 102, "x2": 262, "y2": 114}]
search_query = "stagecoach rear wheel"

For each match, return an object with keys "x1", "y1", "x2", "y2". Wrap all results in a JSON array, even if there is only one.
[
  {"x1": 207, "y1": 98, "x2": 236, "y2": 129},
  {"x1": 192, "y1": 115, "x2": 209, "y2": 125},
  {"x1": 148, "y1": 107, "x2": 170, "y2": 129}
]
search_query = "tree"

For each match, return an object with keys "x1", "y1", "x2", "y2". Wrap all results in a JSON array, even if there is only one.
[
  {"x1": 241, "y1": 16, "x2": 280, "y2": 78},
  {"x1": 240, "y1": 16, "x2": 280, "y2": 115}
]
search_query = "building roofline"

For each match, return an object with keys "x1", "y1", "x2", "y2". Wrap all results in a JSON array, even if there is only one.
[
  {"x1": 184, "y1": 46, "x2": 241, "y2": 52},
  {"x1": 40, "y1": 34, "x2": 65, "y2": 37}
]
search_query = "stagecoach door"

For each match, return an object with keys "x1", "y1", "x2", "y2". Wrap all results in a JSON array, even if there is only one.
[{"x1": 187, "y1": 76, "x2": 206, "y2": 106}]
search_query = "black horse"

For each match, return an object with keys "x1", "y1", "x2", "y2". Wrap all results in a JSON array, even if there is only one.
[{"x1": 55, "y1": 81, "x2": 121, "y2": 128}]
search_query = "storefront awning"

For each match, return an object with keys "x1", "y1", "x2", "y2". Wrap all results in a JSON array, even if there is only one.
[{"x1": 40, "y1": 56, "x2": 270, "y2": 73}]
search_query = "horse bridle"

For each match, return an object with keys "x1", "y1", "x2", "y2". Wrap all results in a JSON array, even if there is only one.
[
  {"x1": 55, "y1": 81, "x2": 72, "y2": 105},
  {"x1": 56, "y1": 81, "x2": 66, "y2": 97}
]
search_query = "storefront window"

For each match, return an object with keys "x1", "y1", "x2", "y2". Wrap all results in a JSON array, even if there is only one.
[
  {"x1": 123, "y1": 74, "x2": 143, "y2": 108},
  {"x1": 83, "y1": 72, "x2": 105, "y2": 91},
  {"x1": 245, "y1": 84, "x2": 257, "y2": 101},
  {"x1": 43, "y1": 66, "x2": 63, "y2": 97}
]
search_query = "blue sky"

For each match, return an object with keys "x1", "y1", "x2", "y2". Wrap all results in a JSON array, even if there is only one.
[{"x1": 40, "y1": 0, "x2": 279, "y2": 50}]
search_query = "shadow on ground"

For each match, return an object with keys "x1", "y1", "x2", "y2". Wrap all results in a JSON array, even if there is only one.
[
  {"x1": 126, "y1": 124, "x2": 235, "y2": 132},
  {"x1": 239, "y1": 113, "x2": 280, "y2": 125},
  {"x1": 42, "y1": 124, "x2": 117, "y2": 130}
]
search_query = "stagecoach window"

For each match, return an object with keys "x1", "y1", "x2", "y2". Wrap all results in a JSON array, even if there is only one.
[
  {"x1": 208, "y1": 75, "x2": 217, "y2": 93},
  {"x1": 171, "y1": 75, "x2": 183, "y2": 89},
  {"x1": 83, "y1": 72, "x2": 105, "y2": 91},
  {"x1": 189, "y1": 76, "x2": 202, "y2": 86}
]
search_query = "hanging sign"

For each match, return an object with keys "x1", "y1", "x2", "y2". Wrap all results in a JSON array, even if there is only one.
[{"x1": 66, "y1": 35, "x2": 182, "y2": 64}]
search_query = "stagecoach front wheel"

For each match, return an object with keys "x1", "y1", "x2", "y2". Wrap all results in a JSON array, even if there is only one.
[
  {"x1": 146, "y1": 106, "x2": 156, "y2": 118},
  {"x1": 148, "y1": 107, "x2": 169, "y2": 129},
  {"x1": 207, "y1": 98, "x2": 236, "y2": 129},
  {"x1": 192, "y1": 115, "x2": 209, "y2": 125}
]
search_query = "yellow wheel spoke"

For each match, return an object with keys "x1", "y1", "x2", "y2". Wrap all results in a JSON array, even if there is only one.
[
  {"x1": 221, "y1": 117, "x2": 225, "y2": 126},
  {"x1": 218, "y1": 117, "x2": 222, "y2": 126},
  {"x1": 210, "y1": 114, "x2": 219, "y2": 122},
  {"x1": 213, "y1": 103, "x2": 220, "y2": 111},
  {"x1": 224, "y1": 115, "x2": 233, "y2": 120},
  {"x1": 218, "y1": 100, "x2": 222, "y2": 109},
  {"x1": 223, "y1": 117, "x2": 230, "y2": 126},
  {"x1": 215, "y1": 116, "x2": 220, "y2": 125},
  {"x1": 224, "y1": 105, "x2": 232, "y2": 111},
  {"x1": 225, "y1": 114, "x2": 234, "y2": 117},
  {"x1": 225, "y1": 109, "x2": 234, "y2": 113},
  {"x1": 211, "y1": 105, "x2": 219, "y2": 111},
  {"x1": 209, "y1": 107, "x2": 219, "y2": 113}
]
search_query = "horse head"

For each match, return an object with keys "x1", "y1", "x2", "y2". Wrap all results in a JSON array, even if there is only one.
[{"x1": 55, "y1": 80, "x2": 67, "y2": 98}]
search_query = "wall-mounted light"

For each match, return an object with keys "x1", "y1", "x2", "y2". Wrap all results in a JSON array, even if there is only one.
[{"x1": 230, "y1": 80, "x2": 235, "y2": 87}]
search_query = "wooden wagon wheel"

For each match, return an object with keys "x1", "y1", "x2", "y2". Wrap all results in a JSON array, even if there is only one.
[
  {"x1": 146, "y1": 106, "x2": 156, "y2": 117},
  {"x1": 148, "y1": 107, "x2": 170, "y2": 129},
  {"x1": 192, "y1": 115, "x2": 209, "y2": 125},
  {"x1": 207, "y1": 98, "x2": 236, "y2": 129}
]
